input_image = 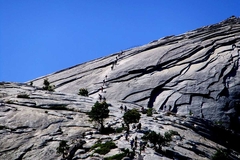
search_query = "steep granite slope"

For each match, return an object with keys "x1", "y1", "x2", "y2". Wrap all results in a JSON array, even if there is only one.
[{"x1": 32, "y1": 16, "x2": 240, "y2": 130}]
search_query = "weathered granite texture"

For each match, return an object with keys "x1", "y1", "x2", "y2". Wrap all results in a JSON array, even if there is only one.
[
  {"x1": 32, "y1": 16, "x2": 240, "y2": 130},
  {"x1": 0, "y1": 82, "x2": 239, "y2": 160}
]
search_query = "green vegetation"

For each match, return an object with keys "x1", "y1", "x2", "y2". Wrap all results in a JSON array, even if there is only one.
[
  {"x1": 142, "y1": 130, "x2": 165, "y2": 150},
  {"x1": 88, "y1": 101, "x2": 110, "y2": 133},
  {"x1": 91, "y1": 141, "x2": 116, "y2": 155},
  {"x1": 78, "y1": 88, "x2": 89, "y2": 97},
  {"x1": 142, "y1": 130, "x2": 180, "y2": 152},
  {"x1": 147, "y1": 108, "x2": 153, "y2": 116},
  {"x1": 211, "y1": 148, "x2": 230, "y2": 160},
  {"x1": 215, "y1": 120, "x2": 223, "y2": 126},
  {"x1": 56, "y1": 140, "x2": 69, "y2": 158},
  {"x1": 164, "y1": 130, "x2": 180, "y2": 142},
  {"x1": 123, "y1": 108, "x2": 141, "y2": 133},
  {"x1": 17, "y1": 94, "x2": 29, "y2": 98},
  {"x1": 42, "y1": 78, "x2": 54, "y2": 91},
  {"x1": 104, "y1": 148, "x2": 135, "y2": 160},
  {"x1": 115, "y1": 126, "x2": 126, "y2": 133}
]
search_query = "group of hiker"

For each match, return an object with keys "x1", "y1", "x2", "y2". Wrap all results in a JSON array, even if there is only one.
[
  {"x1": 120, "y1": 105, "x2": 128, "y2": 113},
  {"x1": 98, "y1": 75, "x2": 108, "y2": 101},
  {"x1": 129, "y1": 135, "x2": 146, "y2": 155},
  {"x1": 98, "y1": 51, "x2": 125, "y2": 100},
  {"x1": 111, "y1": 57, "x2": 118, "y2": 70},
  {"x1": 111, "y1": 51, "x2": 124, "y2": 70}
]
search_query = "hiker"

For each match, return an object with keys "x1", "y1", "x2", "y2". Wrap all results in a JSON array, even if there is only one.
[
  {"x1": 139, "y1": 141, "x2": 143, "y2": 153},
  {"x1": 169, "y1": 105, "x2": 172, "y2": 111},
  {"x1": 134, "y1": 136, "x2": 138, "y2": 149},
  {"x1": 105, "y1": 75, "x2": 107, "y2": 84},
  {"x1": 132, "y1": 146, "x2": 136, "y2": 154},
  {"x1": 98, "y1": 94, "x2": 102, "y2": 101},
  {"x1": 139, "y1": 140, "x2": 145, "y2": 154},
  {"x1": 132, "y1": 124, "x2": 136, "y2": 129},
  {"x1": 110, "y1": 62, "x2": 115, "y2": 70},
  {"x1": 120, "y1": 105, "x2": 123, "y2": 113},
  {"x1": 103, "y1": 97, "x2": 106, "y2": 101},
  {"x1": 124, "y1": 105, "x2": 127, "y2": 112},
  {"x1": 130, "y1": 139, "x2": 134, "y2": 149},
  {"x1": 103, "y1": 79, "x2": 105, "y2": 85},
  {"x1": 137, "y1": 123, "x2": 141, "y2": 131},
  {"x1": 125, "y1": 132, "x2": 129, "y2": 140},
  {"x1": 100, "y1": 86, "x2": 103, "y2": 92},
  {"x1": 135, "y1": 136, "x2": 138, "y2": 141}
]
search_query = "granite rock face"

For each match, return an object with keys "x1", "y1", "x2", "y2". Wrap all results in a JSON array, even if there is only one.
[
  {"x1": 1, "y1": 82, "x2": 239, "y2": 160},
  {"x1": 1, "y1": 16, "x2": 240, "y2": 160},
  {"x1": 33, "y1": 16, "x2": 240, "y2": 129}
]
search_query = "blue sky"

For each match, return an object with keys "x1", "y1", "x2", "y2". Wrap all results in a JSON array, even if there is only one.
[{"x1": 1, "y1": 1, "x2": 240, "y2": 82}]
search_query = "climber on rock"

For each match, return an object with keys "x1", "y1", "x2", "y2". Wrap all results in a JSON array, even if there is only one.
[
  {"x1": 103, "y1": 97, "x2": 106, "y2": 101},
  {"x1": 98, "y1": 94, "x2": 102, "y2": 101},
  {"x1": 120, "y1": 105, "x2": 123, "y2": 113},
  {"x1": 111, "y1": 64, "x2": 114, "y2": 70},
  {"x1": 124, "y1": 105, "x2": 127, "y2": 112}
]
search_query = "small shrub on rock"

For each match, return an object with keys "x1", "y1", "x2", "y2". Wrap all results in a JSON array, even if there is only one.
[
  {"x1": 91, "y1": 141, "x2": 116, "y2": 155},
  {"x1": 42, "y1": 78, "x2": 54, "y2": 91},
  {"x1": 164, "y1": 130, "x2": 180, "y2": 142},
  {"x1": 56, "y1": 140, "x2": 69, "y2": 158},
  {"x1": 142, "y1": 130, "x2": 165, "y2": 152},
  {"x1": 211, "y1": 148, "x2": 230, "y2": 160},
  {"x1": 147, "y1": 108, "x2": 153, "y2": 116},
  {"x1": 123, "y1": 108, "x2": 141, "y2": 133},
  {"x1": 78, "y1": 88, "x2": 88, "y2": 97},
  {"x1": 115, "y1": 126, "x2": 126, "y2": 133},
  {"x1": 104, "y1": 148, "x2": 134, "y2": 160}
]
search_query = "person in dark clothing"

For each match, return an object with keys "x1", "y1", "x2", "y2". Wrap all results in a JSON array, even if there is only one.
[
  {"x1": 98, "y1": 94, "x2": 102, "y2": 101},
  {"x1": 103, "y1": 97, "x2": 106, "y2": 101},
  {"x1": 124, "y1": 106, "x2": 127, "y2": 112},
  {"x1": 120, "y1": 105, "x2": 123, "y2": 113},
  {"x1": 130, "y1": 139, "x2": 134, "y2": 149},
  {"x1": 137, "y1": 123, "x2": 141, "y2": 131}
]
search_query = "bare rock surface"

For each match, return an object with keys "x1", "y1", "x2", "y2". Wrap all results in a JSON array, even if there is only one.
[
  {"x1": 32, "y1": 16, "x2": 240, "y2": 130},
  {"x1": 0, "y1": 82, "x2": 240, "y2": 159},
  {"x1": 1, "y1": 16, "x2": 240, "y2": 160}
]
